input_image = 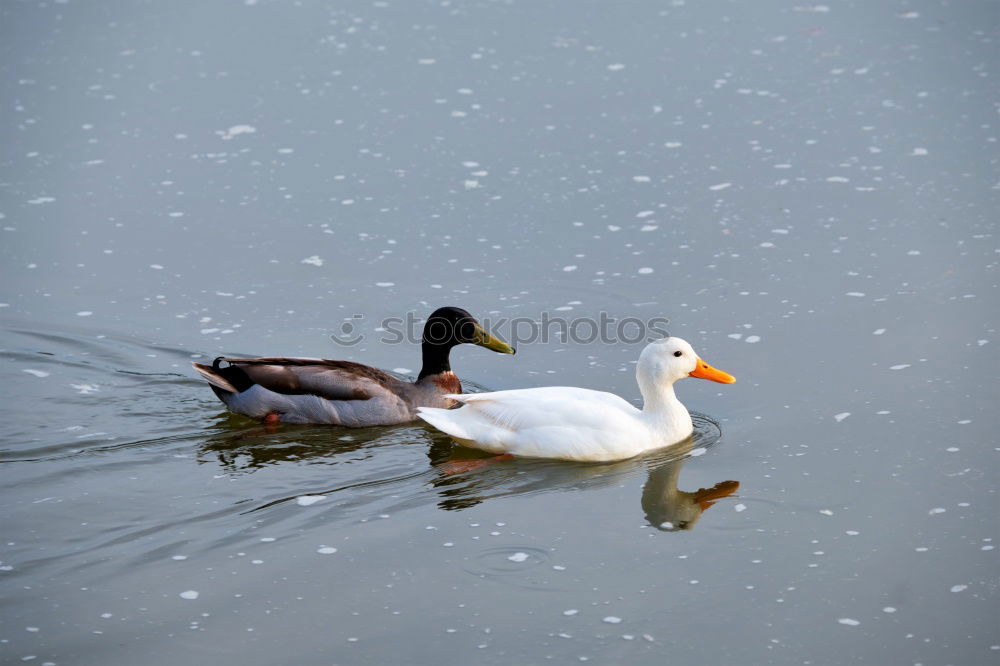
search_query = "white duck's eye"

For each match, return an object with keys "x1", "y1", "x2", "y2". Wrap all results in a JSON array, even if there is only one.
[{"x1": 673, "y1": 350, "x2": 682, "y2": 357}]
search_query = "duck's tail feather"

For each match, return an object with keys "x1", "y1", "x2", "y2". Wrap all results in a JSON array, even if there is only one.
[
  {"x1": 417, "y1": 406, "x2": 475, "y2": 440},
  {"x1": 192, "y1": 361, "x2": 239, "y2": 394}
]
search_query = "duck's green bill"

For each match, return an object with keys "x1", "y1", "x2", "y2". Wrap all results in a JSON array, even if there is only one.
[{"x1": 472, "y1": 326, "x2": 516, "y2": 354}]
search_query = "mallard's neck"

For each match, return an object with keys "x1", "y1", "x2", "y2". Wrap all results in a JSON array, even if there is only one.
[{"x1": 417, "y1": 342, "x2": 453, "y2": 381}]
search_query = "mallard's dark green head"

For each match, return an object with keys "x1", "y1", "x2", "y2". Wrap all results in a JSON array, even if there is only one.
[{"x1": 422, "y1": 307, "x2": 515, "y2": 354}]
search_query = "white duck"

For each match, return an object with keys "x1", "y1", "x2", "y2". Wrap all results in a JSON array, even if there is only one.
[{"x1": 417, "y1": 337, "x2": 735, "y2": 462}]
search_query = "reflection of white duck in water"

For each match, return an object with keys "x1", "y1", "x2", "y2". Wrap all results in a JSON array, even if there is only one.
[
  {"x1": 641, "y1": 449, "x2": 740, "y2": 531},
  {"x1": 419, "y1": 337, "x2": 735, "y2": 461}
]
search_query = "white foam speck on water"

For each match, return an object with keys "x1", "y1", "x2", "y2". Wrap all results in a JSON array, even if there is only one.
[
  {"x1": 709, "y1": 182, "x2": 731, "y2": 191},
  {"x1": 218, "y1": 124, "x2": 256, "y2": 140},
  {"x1": 607, "y1": 63, "x2": 625, "y2": 71},
  {"x1": 882, "y1": 606, "x2": 896, "y2": 613},
  {"x1": 636, "y1": 210, "x2": 655, "y2": 218},
  {"x1": 889, "y1": 364, "x2": 911, "y2": 370},
  {"x1": 873, "y1": 328, "x2": 886, "y2": 335},
  {"x1": 562, "y1": 265, "x2": 577, "y2": 272},
  {"x1": 826, "y1": 176, "x2": 849, "y2": 183},
  {"x1": 833, "y1": 412, "x2": 850, "y2": 422},
  {"x1": 607, "y1": 225, "x2": 621, "y2": 231},
  {"x1": 442, "y1": 542, "x2": 454, "y2": 547},
  {"x1": 846, "y1": 530, "x2": 860, "y2": 535},
  {"x1": 838, "y1": 618, "x2": 860, "y2": 626},
  {"x1": 728, "y1": 333, "x2": 743, "y2": 340},
  {"x1": 689, "y1": 447, "x2": 707, "y2": 457},
  {"x1": 393, "y1": 368, "x2": 412, "y2": 374},
  {"x1": 296, "y1": 495, "x2": 325, "y2": 506},
  {"x1": 928, "y1": 507, "x2": 946, "y2": 515},
  {"x1": 632, "y1": 175, "x2": 651, "y2": 183},
  {"x1": 507, "y1": 552, "x2": 529, "y2": 563},
  {"x1": 911, "y1": 147, "x2": 928, "y2": 156},
  {"x1": 745, "y1": 335, "x2": 761, "y2": 343},
  {"x1": 957, "y1": 419, "x2": 971, "y2": 425},
  {"x1": 260, "y1": 537, "x2": 276, "y2": 542},
  {"x1": 76, "y1": 311, "x2": 93, "y2": 317},
  {"x1": 23, "y1": 369, "x2": 50, "y2": 378},
  {"x1": 375, "y1": 282, "x2": 395, "y2": 287},
  {"x1": 946, "y1": 447, "x2": 960, "y2": 453},
  {"x1": 317, "y1": 546, "x2": 338, "y2": 555},
  {"x1": 171, "y1": 555, "x2": 187, "y2": 560},
  {"x1": 950, "y1": 584, "x2": 967, "y2": 593},
  {"x1": 603, "y1": 616, "x2": 622, "y2": 624},
  {"x1": 664, "y1": 142, "x2": 682, "y2": 148},
  {"x1": 563, "y1": 609, "x2": 578, "y2": 616},
  {"x1": 417, "y1": 58, "x2": 436, "y2": 65},
  {"x1": 179, "y1": 590, "x2": 199, "y2": 600},
  {"x1": 71, "y1": 384, "x2": 99, "y2": 395},
  {"x1": 301, "y1": 255, "x2": 323, "y2": 267},
  {"x1": 735, "y1": 504, "x2": 746, "y2": 512},
  {"x1": 846, "y1": 292, "x2": 865, "y2": 297},
  {"x1": 27, "y1": 196, "x2": 56, "y2": 204},
  {"x1": 637, "y1": 267, "x2": 654, "y2": 274},
  {"x1": 149, "y1": 264, "x2": 164, "y2": 270},
  {"x1": 759, "y1": 242, "x2": 775, "y2": 248}
]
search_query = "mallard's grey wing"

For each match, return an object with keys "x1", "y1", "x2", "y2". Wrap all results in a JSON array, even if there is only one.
[
  {"x1": 192, "y1": 358, "x2": 416, "y2": 426},
  {"x1": 223, "y1": 358, "x2": 402, "y2": 401}
]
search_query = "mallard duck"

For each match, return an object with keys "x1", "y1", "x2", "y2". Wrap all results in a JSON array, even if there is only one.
[
  {"x1": 417, "y1": 336, "x2": 734, "y2": 461},
  {"x1": 192, "y1": 307, "x2": 514, "y2": 426}
]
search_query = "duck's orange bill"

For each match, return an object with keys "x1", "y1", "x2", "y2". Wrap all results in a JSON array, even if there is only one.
[
  {"x1": 693, "y1": 480, "x2": 740, "y2": 511},
  {"x1": 689, "y1": 358, "x2": 736, "y2": 384}
]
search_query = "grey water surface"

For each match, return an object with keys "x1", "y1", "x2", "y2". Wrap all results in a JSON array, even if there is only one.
[{"x1": 2, "y1": 1, "x2": 997, "y2": 664}]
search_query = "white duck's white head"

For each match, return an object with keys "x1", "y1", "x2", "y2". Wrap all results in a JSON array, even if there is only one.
[{"x1": 636, "y1": 337, "x2": 735, "y2": 411}]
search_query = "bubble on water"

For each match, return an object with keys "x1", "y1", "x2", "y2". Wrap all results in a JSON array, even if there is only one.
[{"x1": 179, "y1": 590, "x2": 199, "y2": 600}]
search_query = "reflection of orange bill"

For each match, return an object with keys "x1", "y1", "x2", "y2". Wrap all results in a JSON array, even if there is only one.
[
  {"x1": 689, "y1": 358, "x2": 736, "y2": 384},
  {"x1": 693, "y1": 480, "x2": 740, "y2": 511}
]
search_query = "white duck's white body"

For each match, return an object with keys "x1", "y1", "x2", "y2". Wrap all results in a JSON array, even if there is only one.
[{"x1": 418, "y1": 337, "x2": 735, "y2": 462}]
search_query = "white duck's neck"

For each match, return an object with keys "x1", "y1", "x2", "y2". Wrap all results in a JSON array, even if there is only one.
[{"x1": 636, "y1": 367, "x2": 690, "y2": 426}]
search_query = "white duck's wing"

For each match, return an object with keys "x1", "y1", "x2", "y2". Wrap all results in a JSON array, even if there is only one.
[{"x1": 418, "y1": 386, "x2": 646, "y2": 461}]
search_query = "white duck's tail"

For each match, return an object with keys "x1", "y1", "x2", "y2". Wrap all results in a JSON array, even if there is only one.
[{"x1": 416, "y1": 406, "x2": 476, "y2": 441}]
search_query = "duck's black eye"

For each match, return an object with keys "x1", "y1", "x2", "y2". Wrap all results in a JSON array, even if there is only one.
[{"x1": 673, "y1": 350, "x2": 682, "y2": 357}]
